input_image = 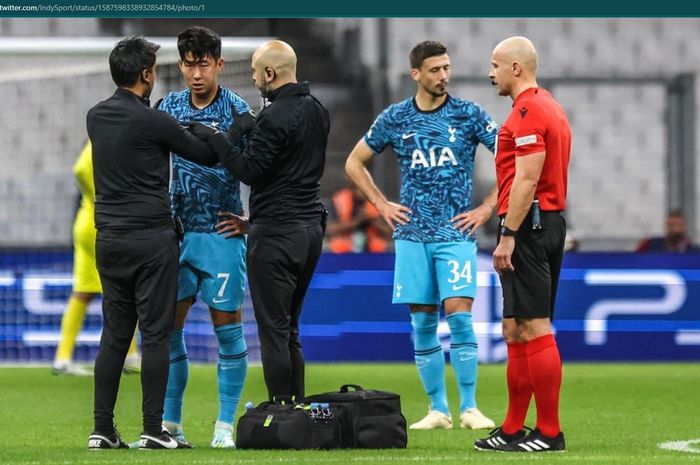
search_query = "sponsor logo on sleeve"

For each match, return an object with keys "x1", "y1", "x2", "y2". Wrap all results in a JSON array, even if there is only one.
[{"x1": 515, "y1": 135, "x2": 537, "y2": 147}]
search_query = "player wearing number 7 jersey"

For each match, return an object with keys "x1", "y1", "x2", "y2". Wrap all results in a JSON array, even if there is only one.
[
  {"x1": 157, "y1": 27, "x2": 250, "y2": 448},
  {"x1": 345, "y1": 41, "x2": 498, "y2": 431}
]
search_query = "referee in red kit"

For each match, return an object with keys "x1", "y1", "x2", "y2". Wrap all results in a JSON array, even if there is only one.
[{"x1": 475, "y1": 36, "x2": 570, "y2": 453}]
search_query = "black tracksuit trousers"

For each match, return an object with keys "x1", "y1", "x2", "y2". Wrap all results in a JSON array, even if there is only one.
[
  {"x1": 93, "y1": 225, "x2": 178, "y2": 436},
  {"x1": 247, "y1": 223, "x2": 323, "y2": 402}
]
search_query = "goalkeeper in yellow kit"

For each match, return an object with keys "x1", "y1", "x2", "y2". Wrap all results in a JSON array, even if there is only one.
[{"x1": 52, "y1": 141, "x2": 141, "y2": 376}]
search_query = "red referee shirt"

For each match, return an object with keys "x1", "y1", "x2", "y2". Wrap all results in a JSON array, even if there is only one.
[{"x1": 495, "y1": 87, "x2": 571, "y2": 216}]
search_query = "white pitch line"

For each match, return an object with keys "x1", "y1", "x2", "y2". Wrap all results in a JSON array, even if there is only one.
[{"x1": 658, "y1": 438, "x2": 700, "y2": 453}]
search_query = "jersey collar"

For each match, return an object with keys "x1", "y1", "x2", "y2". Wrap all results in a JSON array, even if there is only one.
[
  {"x1": 512, "y1": 87, "x2": 540, "y2": 107},
  {"x1": 188, "y1": 86, "x2": 222, "y2": 111},
  {"x1": 115, "y1": 87, "x2": 150, "y2": 106},
  {"x1": 412, "y1": 94, "x2": 450, "y2": 114}
]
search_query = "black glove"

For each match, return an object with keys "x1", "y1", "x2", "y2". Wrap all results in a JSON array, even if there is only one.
[
  {"x1": 186, "y1": 122, "x2": 218, "y2": 141},
  {"x1": 228, "y1": 111, "x2": 256, "y2": 145}
]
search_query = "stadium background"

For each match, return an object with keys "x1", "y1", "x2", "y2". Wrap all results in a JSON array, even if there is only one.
[{"x1": 0, "y1": 18, "x2": 698, "y2": 367}]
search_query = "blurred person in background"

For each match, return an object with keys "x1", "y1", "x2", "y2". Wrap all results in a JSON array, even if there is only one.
[
  {"x1": 156, "y1": 26, "x2": 250, "y2": 449},
  {"x1": 52, "y1": 140, "x2": 141, "y2": 377},
  {"x1": 345, "y1": 40, "x2": 498, "y2": 431},
  {"x1": 636, "y1": 209, "x2": 698, "y2": 253},
  {"x1": 326, "y1": 181, "x2": 392, "y2": 253}
]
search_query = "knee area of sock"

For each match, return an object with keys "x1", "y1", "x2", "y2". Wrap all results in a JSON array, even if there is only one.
[
  {"x1": 169, "y1": 329, "x2": 185, "y2": 346},
  {"x1": 412, "y1": 321, "x2": 440, "y2": 351},
  {"x1": 216, "y1": 323, "x2": 246, "y2": 356},
  {"x1": 215, "y1": 323, "x2": 244, "y2": 344},
  {"x1": 410, "y1": 312, "x2": 439, "y2": 334},
  {"x1": 447, "y1": 314, "x2": 476, "y2": 346},
  {"x1": 445, "y1": 312, "x2": 473, "y2": 333}
]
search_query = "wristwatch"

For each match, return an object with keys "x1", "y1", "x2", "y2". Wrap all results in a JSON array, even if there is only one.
[{"x1": 500, "y1": 225, "x2": 517, "y2": 237}]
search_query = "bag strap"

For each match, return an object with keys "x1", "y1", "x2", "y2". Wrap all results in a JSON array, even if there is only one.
[{"x1": 340, "y1": 384, "x2": 364, "y2": 392}]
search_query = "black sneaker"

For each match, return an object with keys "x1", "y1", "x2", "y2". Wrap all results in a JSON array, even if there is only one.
[
  {"x1": 474, "y1": 426, "x2": 529, "y2": 451},
  {"x1": 88, "y1": 431, "x2": 129, "y2": 450},
  {"x1": 497, "y1": 428, "x2": 565, "y2": 452},
  {"x1": 138, "y1": 429, "x2": 193, "y2": 449}
]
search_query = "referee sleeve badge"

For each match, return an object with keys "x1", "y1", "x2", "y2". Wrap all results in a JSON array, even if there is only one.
[{"x1": 515, "y1": 135, "x2": 538, "y2": 147}]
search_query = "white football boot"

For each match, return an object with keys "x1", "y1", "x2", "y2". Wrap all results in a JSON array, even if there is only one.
[{"x1": 409, "y1": 409, "x2": 453, "y2": 430}]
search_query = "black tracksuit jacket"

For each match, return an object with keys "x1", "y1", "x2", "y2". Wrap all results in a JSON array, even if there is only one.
[
  {"x1": 87, "y1": 88, "x2": 217, "y2": 231},
  {"x1": 209, "y1": 81, "x2": 330, "y2": 226}
]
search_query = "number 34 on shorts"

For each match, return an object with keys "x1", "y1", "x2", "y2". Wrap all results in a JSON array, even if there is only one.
[{"x1": 393, "y1": 240, "x2": 478, "y2": 305}]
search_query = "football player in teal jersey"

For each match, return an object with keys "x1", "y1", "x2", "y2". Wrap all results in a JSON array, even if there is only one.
[
  {"x1": 157, "y1": 26, "x2": 250, "y2": 448},
  {"x1": 346, "y1": 41, "x2": 498, "y2": 431}
]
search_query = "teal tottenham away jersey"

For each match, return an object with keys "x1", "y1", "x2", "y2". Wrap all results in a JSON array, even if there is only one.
[
  {"x1": 159, "y1": 87, "x2": 250, "y2": 232},
  {"x1": 364, "y1": 95, "x2": 497, "y2": 243}
]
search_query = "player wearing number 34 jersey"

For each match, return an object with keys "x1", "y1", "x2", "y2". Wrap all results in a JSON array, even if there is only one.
[{"x1": 346, "y1": 41, "x2": 498, "y2": 431}]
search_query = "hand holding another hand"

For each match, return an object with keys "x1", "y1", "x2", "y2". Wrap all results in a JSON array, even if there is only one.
[
  {"x1": 228, "y1": 111, "x2": 256, "y2": 144},
  {"x1": 186, "y1": 122, "x2": 218, "y2": 141}
]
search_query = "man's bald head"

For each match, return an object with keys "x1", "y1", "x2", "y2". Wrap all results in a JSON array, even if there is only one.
[
  {"x1": 251, "y1": 40, "x2": 297, "y2": 94},
  {"x1": 492, "y1": 36, "x2": 538, "y2": 74},
  {"x1": 489, "y1": 36, "x2": 539, "y2": 99}
]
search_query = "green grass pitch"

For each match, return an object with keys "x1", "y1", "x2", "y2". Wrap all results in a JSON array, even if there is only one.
[{"x1": 1, "y1": 363, "x2": 699, "y2": 464}]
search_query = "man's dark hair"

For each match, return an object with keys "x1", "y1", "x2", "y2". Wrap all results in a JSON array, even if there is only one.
[
  {"x1": 109, "y1": 36, "x2": 160, "y2": 87},
  {"x1": 177, "y1": 26, "x2": 222, "y2": 61},
  {"x1": 409, "y1": 41, "x2": 448, "y2": 69}
]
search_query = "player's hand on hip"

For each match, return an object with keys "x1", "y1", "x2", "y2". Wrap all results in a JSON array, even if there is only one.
[
  {"x1": 493, "y1": 237, "x2": 516, "y2": 275},
  {"x1": 451, "y1": 203, "x2": 494, "y2": 235},
  {"x1": 216, "y1": 211, "x2": 249, "y2": 238},
  {"x1": 377, "y1": 200, "x2": 411, "y2": 231}
]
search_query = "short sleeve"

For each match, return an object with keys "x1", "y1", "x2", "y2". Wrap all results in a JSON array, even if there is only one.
[
  {"x1": 363, "y1": 108, "x2": 394, "y2": 154},
  {"x1": 472, "y1": 103, "x2": 498, "y2": 153},
  {"x1": 157, "y1": 93, "x2": 175, "y2": 113},
  {"x1": 512, "y1": 103, "x2": 547, "y2": 156},
  {"x1": 229, "y1": 90, "x2": 251, "y2": 115}
]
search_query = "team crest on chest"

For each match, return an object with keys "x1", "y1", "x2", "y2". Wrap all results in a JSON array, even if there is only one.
[{"x1": 448, "y1": 126, "x2": 457, "y2": 143}]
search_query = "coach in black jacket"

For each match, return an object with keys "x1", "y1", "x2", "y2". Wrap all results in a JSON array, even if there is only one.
[
  {"x1": 196, "y1": 40, "x2": 329, "y2": 402},
  {"x1": 86, "y1": 37, "x2": 217, "y2": 450}
]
